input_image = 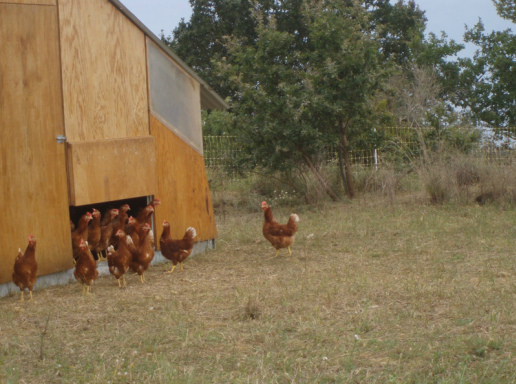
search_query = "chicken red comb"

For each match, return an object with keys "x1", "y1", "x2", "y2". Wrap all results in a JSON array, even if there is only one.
[
  {"x1": 163, "y1": 220, "x2": 169, "y2": 225},
  {"x1": 28, "y1": 233, "x2": 35, "y2": 240},
  {"x1": 261, "y1": 201, "x2": 268, "y2": 207}
]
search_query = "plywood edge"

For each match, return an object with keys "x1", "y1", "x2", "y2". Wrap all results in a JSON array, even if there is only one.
[
  {"x1": 0, "y1": 0, "x2": 56, "y2": 5},
  {"x1": 150, "y1": 115, "x2": 217, "y2": 243}
]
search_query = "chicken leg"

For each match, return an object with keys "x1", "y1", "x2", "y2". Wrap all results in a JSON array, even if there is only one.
[{"x1": 166, "y1": 265, "x2": 177, "y2": 274}]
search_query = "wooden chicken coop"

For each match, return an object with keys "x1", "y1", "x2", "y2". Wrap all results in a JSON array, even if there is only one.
[{"x1": 0, "y1": 0, "x2": 228, "y2": 288}]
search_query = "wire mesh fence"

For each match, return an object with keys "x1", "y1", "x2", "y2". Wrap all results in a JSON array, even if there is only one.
[{"x1": 203, "y1": 126, "x2": 516, "y2": 179}]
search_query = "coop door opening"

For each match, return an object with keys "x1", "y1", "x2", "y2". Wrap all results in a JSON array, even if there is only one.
[{"x1": 69, "y1": 195, "x2": 158, "y2": 260}]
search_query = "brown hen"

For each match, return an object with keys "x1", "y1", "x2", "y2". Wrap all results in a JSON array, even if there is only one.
[
  {"x1": 261, "y1": 201, "x2": 299, "y2": 257},
  {"x1": 130, "y1": 223, "x2": 155, "y2": 283},
  {"x1": 12, "y1": 234, "x2": 38, "y2": 301},
  {"x1": 73, "y1": 239, "x2": 98, "y2": 294},
  {"x1": 160, "y1": 221, "x2": 196, "y2": 274},
  {"x1": 72, "y1": 212, "x2": 93, "y2": 261},
  {"x1": 106, "y1": 229, "x2": 133, "y2": 287}
]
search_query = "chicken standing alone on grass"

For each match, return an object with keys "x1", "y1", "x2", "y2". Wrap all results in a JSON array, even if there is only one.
[
  {"x1": 12, "y1": 234, "x2": 38, "y2": 302},
  {"x1": 107, "y1": 230, "x2": 133, "y2": 287},
  {"x1": 261, "y1": 201, "x2": 299, "y2": 257},
  {"x1": 73, "y1": 239, "x2": 98, "y2": 294},
  {"x1": 160, "y1": 221, "x2": 196, "y2": 274}
]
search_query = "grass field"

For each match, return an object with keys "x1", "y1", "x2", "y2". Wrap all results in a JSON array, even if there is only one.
[{"x1": 1, "y1": 195, "x2": 516, "y2": 383}]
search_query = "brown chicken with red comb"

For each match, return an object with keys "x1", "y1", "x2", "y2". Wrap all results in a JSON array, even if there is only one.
[
  {"x1": 130, "y1": 223, "x2": 155, "y2": 283},
  {"x1": 107, "y1": 230, "x2": 133, "y2": 287},
  {"x1": 160, "y1": 221, "x2": 196, "y2": 274},
  {"x1": 73, "y1": 239, "x2": 98, "y2": 294},
  {"x1": 87, "y1": 208, "x2": 101, "y2": 256},
  {"x1": 93, "y1": 208, "x2": 119, "y2": 260},
  {"x1": 261, "y1": 201, "x2": 299, "y2": 257},
  {"x1": 12, "y1": 234, "x2": 38, "y2": 301},
  {"x1": 72, "y1": 211, "x2": 93, "y2": 261}
]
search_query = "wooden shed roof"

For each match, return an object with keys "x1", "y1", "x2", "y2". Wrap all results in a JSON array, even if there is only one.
[{"x1": 108, "y1": 0, "x2": 229, "y2": 111}]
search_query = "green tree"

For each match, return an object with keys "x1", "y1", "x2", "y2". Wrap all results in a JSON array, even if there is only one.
[
  {"x1": 218, "y1": 0, "x2": 387, "y2": 199},
  {"x1": 494, "y1": 0, "x2": 516, "y2": 22},
  {"x1": 458, "y1": 0, "x2": 516, "y2": 128},
  {"x1": 166, "y1": 0, "x2": 434, "y2": 98},
  {"x1": 168, "y1": 0, "x2": 465, "y2": 198},
  {"x1": 219, "y1": 11, "x2": 341, "y2": 199},
  {"x1": 302, "y1": 0, "x2": 385, "y2": 197}
]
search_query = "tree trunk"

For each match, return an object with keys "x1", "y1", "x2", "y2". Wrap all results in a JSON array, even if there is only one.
[
  {"x1": 338, "y1": 117, "x2": 355, "y2": 198},
  {"x1": 301, "y1": 153, "x2": 340, "y2": 201}
]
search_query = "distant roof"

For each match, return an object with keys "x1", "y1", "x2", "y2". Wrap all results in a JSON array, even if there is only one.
[{"x1": 108, "y1": 0, "x2": 229, "y2": 110}]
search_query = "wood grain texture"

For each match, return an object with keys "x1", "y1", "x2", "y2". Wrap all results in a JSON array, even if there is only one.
[
  {"x1": 58, "y1": 0, "x2": 149, "y2": 141},
  {"x1": 0, "y1": 3, "x2": 73, "y2": 284},
  {"x1": 67, "y1": 137, "x2": 158, "y2": 206},
  {"x1": 0, "y1": 0, "x2": 55, "y2": 4},
  {"x1": 150, "y1": 115, "x2": 217, "y2": 244}
]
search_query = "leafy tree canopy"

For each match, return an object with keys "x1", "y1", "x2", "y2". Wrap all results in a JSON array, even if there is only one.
[{"x1": 457, "y1": 0, "x2": 516, "y2": 128}]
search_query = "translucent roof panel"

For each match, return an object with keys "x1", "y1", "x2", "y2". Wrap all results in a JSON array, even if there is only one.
[{"x1": 147, "y1": 40, "x2": 202, "y2": 154}]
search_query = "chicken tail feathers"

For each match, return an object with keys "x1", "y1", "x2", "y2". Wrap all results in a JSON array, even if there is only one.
[
  {"x1": 288, "y1": 213, "x2": 300, "y2": 228},
  {"x1": 184, "y1": 227, "x2": 197, "y2": 240}
]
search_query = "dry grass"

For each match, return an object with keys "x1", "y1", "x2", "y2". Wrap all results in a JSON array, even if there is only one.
[{"x1": 2, "y1": 195, "x2": 516, "y2": 383}]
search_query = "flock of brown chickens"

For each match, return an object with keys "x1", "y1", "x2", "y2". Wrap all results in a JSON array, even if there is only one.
[
  {"x1": 12, "y1": 198, "x2": 198, "y2": 301},
  {"x1": 11, "y1": 199, "x2": 299, "y2": 302}
]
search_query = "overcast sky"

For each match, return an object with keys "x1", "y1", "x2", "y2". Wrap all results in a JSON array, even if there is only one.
[{"x1": 120, "y1": 0, "x2": 514, "y2": 57}]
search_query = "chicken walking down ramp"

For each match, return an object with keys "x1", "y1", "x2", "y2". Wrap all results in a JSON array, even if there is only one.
[
  {"x1": 261, "y1": 201, "x2": 299, "y2": 257},
  {"x1": 12, "y1": 234, "x2": 38, "y2": 301},
  {"x1": 160, "y1": 221, "x2": 196, "y2": 274}
]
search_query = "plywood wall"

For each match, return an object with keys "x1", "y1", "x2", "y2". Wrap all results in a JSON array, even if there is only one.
[
  {"x1": 58, "y1": 0, "x2": 149, "y2": 142},
  {"x1": 150, "y1": 116, "x2": 217, "y2": 244},
  {"x1": 0, "y1": 3, "x2": 73, "y2": 284}
]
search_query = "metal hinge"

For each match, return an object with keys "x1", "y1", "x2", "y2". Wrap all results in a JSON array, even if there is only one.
[{"x1": 56, "y1": 135, "x2": 67, "y2": 143}]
